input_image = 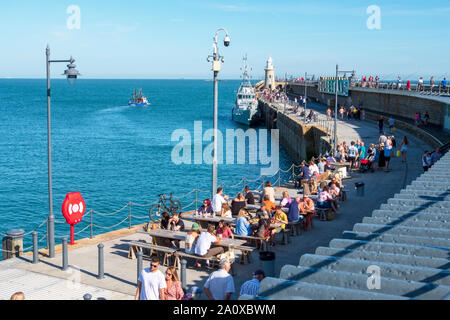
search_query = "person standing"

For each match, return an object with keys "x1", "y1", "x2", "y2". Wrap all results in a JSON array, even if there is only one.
[
  {"x1": 430, "y1": 76, "x2": 435, "y2": 88},
  {"x1": 164, "y1": 267, "x2": 184, "y2": 300},
  {"x1": 442, "y1": 77, "x2": 447, "y2": 89},
  {"x1": 431, "y1": 148, "x2": 442, "y2": 165},
  {"x1": 384, "y1": 142, "x2": 392, "y2": 172},
  {"x1": 135, "y1": 257, "x2": 167, "y2": 300},
  {"x1": 378, "y1": 116, "x2": 384, "y2": 134},
  {"x1": 422, "y1": 151, "x2": 432, "y2": 172},
  {"x1": 287, "y1": 196, "x2": 303, "y2": 223},
  {"x1": 347, "y1": 141, "x2": 359, "y2": 169},
  {"x1": 212, "y1": 188, "x2": 228, "y2": 216},
  {"x1": 424, "y1": 111, "x2": 430, "y2": 126},
  {"x1": 203, "y1": 258, "x2": 235, "y2": 300},
  {"x1": 388, "y1": 117, "x2": 395, "y2": 133},
  {"x1": 239, "y1": 270, "x2": 266, "y2": 297},
  {"x1": 339, "y1": 106, "x2": 344, "y2": 120},
  {"x1": 400, "y1": 136, "x2": 409, "y2": 163},
  {"x1": 418, "y1": 77, "x2": 424, "y2": 91}
]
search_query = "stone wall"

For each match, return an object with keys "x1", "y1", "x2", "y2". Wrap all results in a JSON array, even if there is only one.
[
  {"x1": 258, "y1": 100, "x2": 331, "y2": 162},
  {"x1": 288, "y1": 83, "x2": 448, "y2": 128}
]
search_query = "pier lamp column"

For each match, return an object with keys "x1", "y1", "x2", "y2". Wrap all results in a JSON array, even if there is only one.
[
  {"x1": 207, "y1": 29, "x2": 230, "y2": 197},
  {"x1": 333, "y1": 65, "x2": 354, "y2": 155},
  {"x1": 45, "y1": 45, "x2": 80, "y2": 258}
]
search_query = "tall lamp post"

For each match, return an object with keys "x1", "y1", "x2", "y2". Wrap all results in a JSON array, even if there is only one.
[
  {"x1": 207, "y1": 29, "x2": 230, "y2": 197},
  {"x1": 333, "y1": 64, "x2": 354, "y2": 155},
  {"x1": 46, "y1": 45, "x2": 80, "y2": 258}
]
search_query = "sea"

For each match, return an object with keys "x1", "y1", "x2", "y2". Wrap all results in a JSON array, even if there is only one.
[{"x1": 0, "y1": 79, "x2": 292, "y2": 252}]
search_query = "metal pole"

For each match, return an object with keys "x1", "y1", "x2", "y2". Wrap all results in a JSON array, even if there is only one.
[
  {"x1": 284, "y1": 73, "x2": 287, "y2": 113},
  {"x1": 90, "y1": 209, "x2": 93, "y2": 239},
  {"x1": 128, "y1": 202, "x2": 132, "y2": 229},
  {"x1": 212, "y1": 69, "x2": 219, "y2": 198},
  {"x1": 32, "y1": 231, "x2": 39, "y2": 264},
  {"x1": 195, "y1": 189, "x2": 198, "y2": 211},
  {"x1": 62, "y1": 237, "x2": 68, "y2": 270},
  {"x1": 98, "y1": 243, "x2": 104, "y2": 279},
  {"x1": 136, "y1": 250, "x2": 143, "y2": 283},
  {"x1": 334, "y1": 64, "x2": 339, "y2": 155},
  {"x1": 180, "y1": 259, "x2": 187, "y2": 291},
  {"x1": 46, "y1": 45, "x2": 55, "y2": 258}
]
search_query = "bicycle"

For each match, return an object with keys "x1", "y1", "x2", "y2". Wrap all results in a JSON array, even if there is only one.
[{"x1": 149, "y1": 193, "x2": 182, "y2": 221}]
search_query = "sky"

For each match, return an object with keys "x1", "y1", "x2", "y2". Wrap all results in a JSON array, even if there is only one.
[{"x1": 0, "y1": 0, "x2": 449, "y2": 79}]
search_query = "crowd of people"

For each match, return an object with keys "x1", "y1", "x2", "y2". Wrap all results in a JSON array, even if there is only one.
[{"x1": 356, "y1": 75, "x2": 447, "y2": 91}]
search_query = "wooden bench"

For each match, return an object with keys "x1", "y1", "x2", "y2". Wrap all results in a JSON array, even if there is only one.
[
  {"x1": 173, "y1": 251, "x2": 236, "y2": 275},
  {"x1": 287, "y1": 220, "x2": 302, "y2": 236},
  {"x1": 235, "y1": 246, "x2": 256, "y2": 264},
  {"x1": 316, "y1": 208, "x2": 332, "y2": 221},
  {"x1": 234, "y1": 234, "x2": 268, "y2": 251},
  {"x1": 128, "y1": 241, "x2": 177, "y2": 267}
]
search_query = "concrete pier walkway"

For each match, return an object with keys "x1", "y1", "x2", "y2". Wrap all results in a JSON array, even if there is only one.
[{"x1": 0, "y1": 103, "x2": 434, "y2": 300}]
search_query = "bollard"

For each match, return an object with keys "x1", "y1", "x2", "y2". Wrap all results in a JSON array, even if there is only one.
[
  {"x1": 98, "y1": 243, "x2": 104, "y2": 279},
  {"x1": 2, "y1": 229, "x2": 25, "y2": 260},
  {"x1": 128, "y1": 202, "x2": 132, "y2": 229},
  {"x1": 62, "y1": 237, "x2": 68, "y2": 271},
  {"x1": 32, "y1": 231, "x2": 39, "y2": 264},
  {"x1": 83, "y1": 294, "x2": 92, "y2": 300},
  {"x1": 136, "y1": 250, "x2": 143, "y2": 283},
  {"x1": 180, "y1": 259, "x2": 187, "y2": 291}
]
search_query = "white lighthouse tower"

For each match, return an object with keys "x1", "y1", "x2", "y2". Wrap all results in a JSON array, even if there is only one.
[{"x1": 264, "y1": 57, "x2": 275, "y2": 89}]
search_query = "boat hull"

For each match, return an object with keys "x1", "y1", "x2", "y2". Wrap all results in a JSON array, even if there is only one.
[
  {"x1": 232, "y1": 107, "x2": 258, "y2": 126},
  {"x1": 128, "y1": 102, "x2": 150, "y2": 107}
]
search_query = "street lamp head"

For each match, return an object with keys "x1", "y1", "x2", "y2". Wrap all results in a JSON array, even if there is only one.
[
  {"x1": 224, "y1": 35, "x2": 230, "y2": 47},
  {"x1": 63, "y1": 57, "x2": 80, "y2": 85}
]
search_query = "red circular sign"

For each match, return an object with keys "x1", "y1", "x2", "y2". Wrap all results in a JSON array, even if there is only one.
[{"x1": 62, "y1": 192, "x2": 85, "y2": 225}]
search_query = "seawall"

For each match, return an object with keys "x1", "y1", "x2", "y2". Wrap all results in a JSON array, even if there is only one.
[{"x1": 258, "y1": 100, "x2": 331, "y2": 162}]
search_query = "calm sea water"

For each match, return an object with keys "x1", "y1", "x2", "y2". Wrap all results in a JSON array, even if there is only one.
[{"x1": 0, "y1": 79, "x2": 291, "y2": 250}]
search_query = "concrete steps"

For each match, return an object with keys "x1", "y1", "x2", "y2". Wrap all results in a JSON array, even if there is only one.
[
  {"x1": 342, "y1": 230, "x2": 450, "y2": 249},
  {"x1": 279, "y1": 265, "x2": 450, "y2": 300},
  {"x1": 298, "y1": 254, "x2": 450, "y2": 286},
  {"x1": 256, "y1": 152, "x2": 450, "y2": 300}
]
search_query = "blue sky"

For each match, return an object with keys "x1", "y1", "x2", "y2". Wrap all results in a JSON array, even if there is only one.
[{"x1": 0, "y1": 0, "x2": 449, "y2": 79}]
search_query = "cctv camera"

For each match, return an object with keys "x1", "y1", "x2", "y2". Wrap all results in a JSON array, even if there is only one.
[{"x1": 224, "y1": 35, "x2": 230, "y2": 47}]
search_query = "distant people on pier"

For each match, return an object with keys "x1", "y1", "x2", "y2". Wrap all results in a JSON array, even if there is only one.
[
  {"x1": 422, "y1": 150, "x2": 432, "y2": 172},
  {"x1": 400, "y1": 136, "x2": 409, "y2": 163}
]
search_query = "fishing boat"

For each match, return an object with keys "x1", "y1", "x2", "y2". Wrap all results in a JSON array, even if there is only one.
[
  {"x1": 232, "y1": 55, "x2": 259, "y2": 126},
  {"x1": 128, "y1": 89, "x2": 150, "y2": 107}
]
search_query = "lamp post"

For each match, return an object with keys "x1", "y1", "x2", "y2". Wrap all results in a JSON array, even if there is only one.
[
  {"x1": 207, "y1": 29, "x2": 230, "y2": 197},
  {"x1": 333, "y1": 64, "x2": 354, "y2": 155},
  {"x1": 46, "y1": 45, "x2": 80, "y2": 258}
]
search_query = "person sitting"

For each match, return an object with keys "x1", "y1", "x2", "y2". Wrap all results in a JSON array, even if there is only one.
[
  {"x1": 330, "y1": 176, "x2": 343, "y2": 189},
  {"x1": 326, "y1": 154, "x2": 336, "y2": 170},
  {"x1": 194, "y1": 224, "x2": 224, "y2": 268},
  {"x1": 160, "y1": 212, "x2": 170, "y2": 230},
  {"x1": 279, "y1": 191, "x2": 292, "y2": 211},
  {"x1": 235, "y1": 209, "x2": 252, "y2": 236},
  {"x1": 167, "y1": 212, "x2": 185, "y2": 232},
  {"x1": 221, "y1": 203, "x2": 232, "y2": 218},
  {"x1": 256, "y1": 203, "x2": 270, "y2": 219},
  {"x1": 261, "y1": 181, "x2": 275, "y2": 203},
  {"x1": 185, "y1": 223, "x2": 200, "y2": 254},
  {"x1": 231, "y1": 192, "x2": 247, "y2": 217},
  {"x1": 197, "y1": 199, "x2": 212, "y2": 217},
  {"x1": 299, "y1": 195, "x2": 315, "y2": 215},
  {"x1": 329, "y1": 182, "x2": 340, "y2": 198},
  {"x1": 216, "y1": 220, "x2": 234, "y2": 239},
  {"x1": 309, "y1": 172, "x2": 319, "y2": 194},
  {"x1": 262, "y1": 195, "x2": 276, "y2": 215},
  {"x1": 270, "y1": 206, "x2": 288, "y2": 246},
  {"x1": 254, "y1": 210, "x2": 271, "y2": 245},
  {"x1": 287, "y1": 196, "x2": 304, "y2": 223},
  {"x1": 317, "y1": 186, "x2": 339, "y2": 214},
  {"x1": 244, "y1": 186, "x2": 255, "y2": 205}
]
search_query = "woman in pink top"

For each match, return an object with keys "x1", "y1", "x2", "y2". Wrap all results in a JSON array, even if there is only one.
[
  {"x1": 216, "y1": 220, "x2": 234, "y2": 239},
  {"x1": 164, "y1": 267, "x2": 184, "y2": 300}
]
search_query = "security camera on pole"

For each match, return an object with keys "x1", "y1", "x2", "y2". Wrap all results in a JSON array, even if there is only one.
[{"x1": 207, "y1": 28, "x2": 230, "y2": 198}]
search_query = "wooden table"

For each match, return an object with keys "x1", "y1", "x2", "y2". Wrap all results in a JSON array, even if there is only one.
[
  {"x1": 137, "y1": 229, "x2": 246, "y2": 249},
  {"x1": 182, "y1": 213, "x2": 236, "y2": 229}
]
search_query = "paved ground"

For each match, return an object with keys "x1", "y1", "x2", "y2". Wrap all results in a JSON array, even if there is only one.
[{"x1": 0, "y1": 103, "x2": 432, "y2": 300}]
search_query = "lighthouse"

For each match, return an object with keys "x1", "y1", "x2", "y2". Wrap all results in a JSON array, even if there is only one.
[{"x1": 264, "y1": 57, "x2": 275, "y2": 90}]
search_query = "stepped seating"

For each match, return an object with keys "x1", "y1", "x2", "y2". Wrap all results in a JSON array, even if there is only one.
[{"x1": 252, "y1": 151, "x2": 450, "y2": 300}]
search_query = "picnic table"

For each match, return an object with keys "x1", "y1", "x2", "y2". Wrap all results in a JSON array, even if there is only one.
[
  {"x1": 182, "y1": 213, "x2": 236, "y2": 229},
  {"x1": 137, "y1": 229, "x2": 246, "y2": 249}
]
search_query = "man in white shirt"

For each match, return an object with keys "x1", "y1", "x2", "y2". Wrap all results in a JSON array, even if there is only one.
[
  {"x1": 212, "y1": 187, "x2": 228, "y2": 215},
  {"x1": 379, "y1": 132, "x2": 387, "y2": 146},
  {"x1": 204, "y1": 258, "x2": 235, "y2": 300},
  {"x1": 195, "y1": 224, "x2": 224, "y2": 258},
  {"x1": 239, "y1": 270, "x2": 265, "y2": 297},
  {"x1": 347, "y1": 141, "x2": 359, "y2": 169},
  {"x1": 135, "y1": 257, "x2": 166, "y2": 300}
]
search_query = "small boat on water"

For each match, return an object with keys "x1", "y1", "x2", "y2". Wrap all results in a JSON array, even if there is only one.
[
  {"x1": 232, "y1": 55, "x2": 259, "y2": 126},
  {"x1": 128, "y1": 89, "x2": 150, "y2": 107}
]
